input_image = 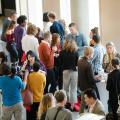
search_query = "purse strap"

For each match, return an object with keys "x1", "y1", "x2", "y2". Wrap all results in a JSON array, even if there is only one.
[{"x1": 53, "y1": 107, "x2": 62, "y2": 120}]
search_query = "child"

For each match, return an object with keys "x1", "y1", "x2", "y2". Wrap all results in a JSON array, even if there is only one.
[{"x1": 106, "y1": 58, "x2": 120, "y2": 120}]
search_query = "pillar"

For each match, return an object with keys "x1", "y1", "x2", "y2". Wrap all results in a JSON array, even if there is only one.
[{"x1": 70, "y1": 0, "x2": 89, "y2": 40}]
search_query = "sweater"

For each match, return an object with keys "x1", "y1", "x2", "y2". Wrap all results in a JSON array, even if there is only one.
[
  {"x1": 22, "y1": 34, "x2": 39, "y2": 58},
  {"x1": 27, "y1": 71, "x2": 46, "y2": 102},
  {"x1": 38, "y1": 41, "x2": 54, "y2": 69}
]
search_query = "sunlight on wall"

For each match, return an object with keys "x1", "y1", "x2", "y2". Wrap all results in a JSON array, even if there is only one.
[
  {"x1": 60, "y1": 0, "x2": 71, "y2": 25},
  {"x1": 88, "y1": 0, "x2": 100, "y2": 30}
]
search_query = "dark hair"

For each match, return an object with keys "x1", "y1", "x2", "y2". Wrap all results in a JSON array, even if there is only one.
[
  {"x1": 48, "y1": 12, "x2": 56, "y2": 19},
  {"x1": 92, "y1": 34, "x2": 100, "y2": 43},
  {"x1": 84, "y1": 89, "x2": 97, "y2": 100},
  {"x1": 51, "y1": 33, "x2": 60, "y2": 46},
  {"x1": 54, "y1": 90, "x2": 66, "y2": 103},
  {"x1": 91, "y1": 27, "x2": 99, "y2": 35},
  {"x1": 33, "y1": 62, "x2": 40, "y2": 72},
  {"x1": 26, "y1": 50, "x2": 38, "y2": 61},
  {"x1": 1, "y1": 63, "x2": 10, "y2": 75},
  {"x1": 17, "y1": 15, "x2": 27, "y2": 25},
  {"x1": 0, "y1": 52, "x2": 7, "y2": 63},
  {"x1": 1, "y1": 63, "x2": 16, "y2": 78},
  {"x1": 69, "y1": 22, "x2": 76, "y2": 27},
  {"x1": 112, "y1": 58, "x2": 119, "y2": 68},
  {"x1": 7, "y1": 20, "x2": 16, "y2": 30}
]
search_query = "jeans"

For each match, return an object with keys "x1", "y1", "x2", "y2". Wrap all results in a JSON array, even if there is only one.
[
  {"x1": 63, "y1": 70, "x2": 78, "y2": 103},
  {"x1": 2, "y1": 102, "x2": 24, "y2": 120},
  {"x1": 6, "y1": 42, "x2": 18, "y2": 63}
]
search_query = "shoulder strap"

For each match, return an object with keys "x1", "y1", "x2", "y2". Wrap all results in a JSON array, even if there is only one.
[{"x1": 53, "y1": 107, "x2": 62, "y2": 120}]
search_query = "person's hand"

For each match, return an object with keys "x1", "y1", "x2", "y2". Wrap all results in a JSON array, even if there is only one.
[
  {"x1": 94, "y1": 75, "x2": 102, "y2": 81},
  {"x1": 52, "y1": 46, "x2": 57, "y2": 53},
  {"x1": 25, "y1": 69, "x2": 29, "y2": 76}
]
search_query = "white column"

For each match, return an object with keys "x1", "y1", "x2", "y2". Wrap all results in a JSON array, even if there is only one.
[
  {"x1": 60, "y1": 0, "x2": 71, "y2": 24},
  {"x1": 15, "y1": 0, "x2": 28, "y2": 17},
  {"x1": 27, "y1": 0, "x2": 43, "y2": 28},
  {"x1": 71, "y1": 0, "x2": 89, "y2": 40}
]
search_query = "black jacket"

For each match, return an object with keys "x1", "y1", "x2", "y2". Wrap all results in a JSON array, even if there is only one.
[
  {"x1": 78, "y1": 57, "x2": 96, "y2": 91},
  {"x1": 59, "y1": 50, "x2": 79, "y2": 71},
  {"x1": 106, "y1": 69, "x2": 120, "y2": 102}
]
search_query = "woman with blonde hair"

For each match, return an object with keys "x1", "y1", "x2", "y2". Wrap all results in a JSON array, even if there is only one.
[
  {"x1": 37, "y1": 93, "x2": 55, "y2": 120},
  {"x1": 103, "y1": 42, "x2": 120, "y2": 73},
  {"x1": 59, "y1": 39, "x2": 79, "y2": 109},
  {"x1": 22, "y1": 24, "x2": 39, "y2": 58}
]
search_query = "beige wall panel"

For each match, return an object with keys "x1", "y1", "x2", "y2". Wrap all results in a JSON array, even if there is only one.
[{"x1": 100, "y1": 0, "x2": 120, "y2": 52}]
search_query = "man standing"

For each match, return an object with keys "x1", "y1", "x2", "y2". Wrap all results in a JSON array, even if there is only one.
[
  {"x1": 78, "y1": 46, "x2": 100, "y2": 113},
  {"x1": 48, "y1": 12, "x2": 64, "y2": 47},
  {"x1": 38, "y1": 32, "x2": 56, "y2": 93},
  {"x1": 66, "y1": 23, "x2": 87, "y2": 57},
  {"x1": 14, "y1": 15, "x2": 27, "y2": 65}
]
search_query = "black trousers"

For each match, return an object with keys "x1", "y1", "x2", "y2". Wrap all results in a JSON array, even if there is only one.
[
  {"x1": 44, "y1": 68, "x2": 56, "y2": 94},
  {"x1": 17, "y1": 48, "x2": 23, "y2": 65},
  {"x1": 109, "y1": 100, "x2": 119, "y2": 120},
  {"x1": 26, "y1": 102, "x2": 40, "y2": 120},
  {"x1": 54, "y1": 66, "x2": 63, "y2": 90}
]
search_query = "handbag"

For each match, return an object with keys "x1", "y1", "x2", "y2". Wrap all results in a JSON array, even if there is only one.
[{"x1": 22, "y1": 87, "x2": 33, "y2": 106}]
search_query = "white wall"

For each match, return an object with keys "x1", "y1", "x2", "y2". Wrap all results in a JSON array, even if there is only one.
[
  {"x1": 27, "y1": 0, "x2": 43, "y2": 28},
  {"x1": 42, "y1": 0, "x2": 61, "y2": 19}
]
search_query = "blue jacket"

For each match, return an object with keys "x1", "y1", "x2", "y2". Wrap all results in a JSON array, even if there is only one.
[
  {"x1": 66, "y1": 33, "x2": 87, "y2": 56},
  {"x1": 50, "y1": 21, "x2": 64, "y2": 45}
]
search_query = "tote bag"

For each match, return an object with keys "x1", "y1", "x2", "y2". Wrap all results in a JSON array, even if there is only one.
[{"x1": 22, "y1": 87, "x2": 33, "y2": 106}]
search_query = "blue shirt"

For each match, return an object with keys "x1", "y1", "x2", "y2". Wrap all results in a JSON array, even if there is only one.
[
  {"x1": 0, "y1": 75, "x2": 25, "y2": 106},
  {"x1": 91, "y1": 44, "x2": 106, "y2": 74},
  {"x1": 66, "y1": 33, "x2": 88, "y2": 57},
  {"x1": 50, "y1": 21, "x2": 64, "y2": 46}
]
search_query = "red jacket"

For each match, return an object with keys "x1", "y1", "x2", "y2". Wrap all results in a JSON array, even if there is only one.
[{"x1": 38, "y1": 41, "x2": 54, "y2": 69}]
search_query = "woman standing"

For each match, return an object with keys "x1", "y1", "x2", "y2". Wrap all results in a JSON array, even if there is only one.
[
  {"x1": 59, "y1": 39, "x2": 79, "y2": 109},
  {"x1": 5, "y1": 21, "x2": 18, "y2": 63},
  {"x1": 26, "y1": 62, "x2": 46, "y2": 120},
  {"x1": 0, "y1": 64, "x2": 28, "y2": 120},
  {"x1": 103, "y1": 42, "x2": 120, "y2": 73},
  {"x1": 22, "y1": 24, "x2": 39, "y2": 58},
  {"x1": 89, "y1": 27, "x2": 99, "y2": 47}
]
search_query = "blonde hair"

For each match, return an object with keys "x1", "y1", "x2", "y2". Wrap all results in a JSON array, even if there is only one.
[
  {"x1": 106, "y1": 42, "x2": 117, "y2": 54},
  {"x1": 84, "y1": 46, "x2": 94, "y2": 57},
  {"x1": 63, "y1": 40, "x2": 78, "y2": 52},
  {"x1": 51, "y1": 33, "x2": 60, "y2": 46},
  {"x1": 37, "y1": 93, "x2": 54, "y2": 119},
  {"x1": 27, "y1": 24, "x2": 38, "y2": 35}
]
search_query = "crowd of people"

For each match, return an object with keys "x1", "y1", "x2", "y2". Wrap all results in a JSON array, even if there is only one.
[{"x1": 0, "y1": 10, "x2": 120, "y2": 120}]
